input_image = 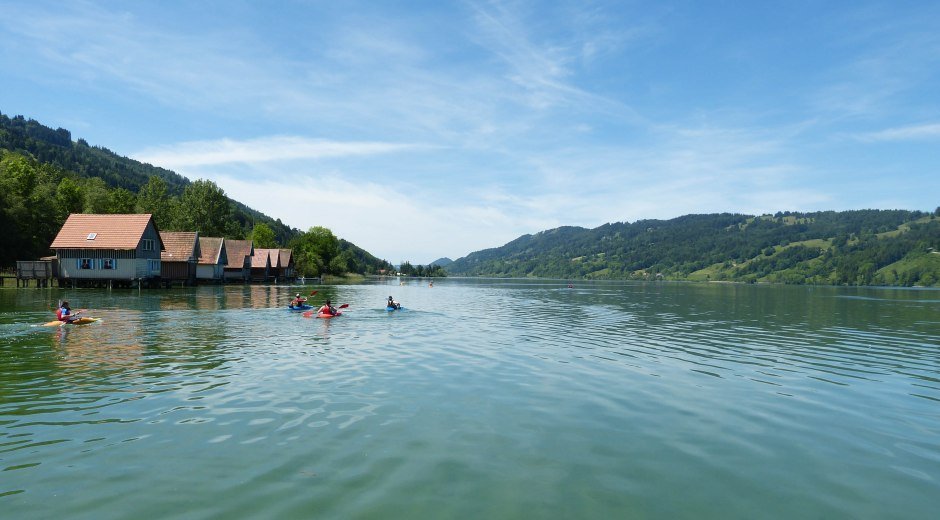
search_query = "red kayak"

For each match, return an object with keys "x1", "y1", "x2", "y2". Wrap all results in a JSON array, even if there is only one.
[{"x1": 303, "y1": 304, "x2": 348, "y2": 319}]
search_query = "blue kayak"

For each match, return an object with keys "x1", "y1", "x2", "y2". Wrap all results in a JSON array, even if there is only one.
[
  {"x1": 386, "y1": 305, "x2": 403, "y2": 311},
  {"x1": 288, "y1": 304, "x2": 314, "y2": 311}
]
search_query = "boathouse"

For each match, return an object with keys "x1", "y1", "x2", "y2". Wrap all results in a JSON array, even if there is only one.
[
  {"x1": 159, "y1": 231, "x2": 199, "y2": 285},
  {"x1": 250, "y1": 248, "x2": 276, "y2": 282},
  {"x1": 223, "y1": 239, "x2": 253, "y2": 282},
  {"x1": 196, "y1": 237, "x2": 227, "y2": 283},
  {"x1": 277, "y1": 249, "x2": 295, "y2": 281},
  {"x1": 50, "y1": 213, "x2": 163, "y2": 287}
]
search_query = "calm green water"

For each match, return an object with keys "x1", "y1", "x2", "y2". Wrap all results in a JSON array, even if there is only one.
[{"x1": 1, "y1": 280, "x2": 938, "y2": 518}]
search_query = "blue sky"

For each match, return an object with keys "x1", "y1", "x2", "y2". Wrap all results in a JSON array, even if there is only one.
[{"x1": 2, "y1": 1, "x2": 938, "y2": 264}]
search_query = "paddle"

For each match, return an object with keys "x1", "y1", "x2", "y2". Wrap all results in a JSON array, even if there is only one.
[
  {"x1": 288, "y1": 291, "x2": 317, "y2": 307},
  {"x1": 51, "y1": 308, "x2": 86, "y2": 320},
  {"x1": 303, "y1": 303, "x2": 348, "y2": 318}
]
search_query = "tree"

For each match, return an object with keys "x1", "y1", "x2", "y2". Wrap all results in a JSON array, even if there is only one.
[
  {"x1": 329, "y1": 252, "x2": 349, "y2": 275},
  {"x1": 289, "y1": 226, "x2": 341, "y2": 276},
  {"x1": 83, "y1": 177, "x2": 111, "y2": 213},
  {"x1": 0, "y1": 152, "x2": 37, "y2": 197},
  {"x1": 176, "y1": 179, "x2": 232, "y2": 237},
  {"x1": 0, "y1": 154, "x2": 32, "y2": 266},
  {"x1": 399, "y1": 260, "x2": 414, "y2": 275},
  {"x1": 250, "y1": 222, "x2": 278, "y2": 248},
  {"x1": 136, "y1": 175, "x2": 173, "y2": 228},
  {"x1": 108, "y1": 188, "x2": 136, "y2": 214},
  {"x1": 54, "y1": 177, "x2": 84, "y2": 220},
  {"x1": 0, "y1": 152, "x2": 69, "y2": 265}
]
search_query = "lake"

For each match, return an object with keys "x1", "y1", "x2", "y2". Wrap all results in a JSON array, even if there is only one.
[{"x1": 1, "y1": 279, "x2": 938, "y2": 518}]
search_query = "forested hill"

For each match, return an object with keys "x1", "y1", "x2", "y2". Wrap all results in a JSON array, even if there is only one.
[
  {"x1": 446, "y1": 211, "x2": 940, "y2": 287},
  {"x1": 0, "y1": 111, "x2": 298, "y2": 241},
  {"x1": 0, "y1": 112, "x2": 393, "y2": 275},
  {"x1": 0, "y1": 112, "x2": 189, "y2": 195}
]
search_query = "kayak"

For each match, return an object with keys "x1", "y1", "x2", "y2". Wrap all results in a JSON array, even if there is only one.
[
  {"x1": 288, "y1": 304, "x2": 314, "y2": 311},
  {"x1": 386, "y1": 306, "x2": 403, "y2": 311},
  {"x1": 42, "y1": 317, "x2": 101, "y2": 327},
  {"x1": 317, "y1": 311, "x2": 342, "y2": 319}
]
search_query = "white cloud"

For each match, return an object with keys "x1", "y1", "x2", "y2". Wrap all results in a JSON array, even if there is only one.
[
  {"x1": 7, "y1": 1, "x2": 937, "y2": 263},
  {"x1": 854, "y1": 123, "x2": 940, "y2": 142},
  {"x1": 132, "y1": 136, "x2": 422, "y2": 168},
  {"x1": 467, "y1": 0, "x2": 641, "y2": 117},
  {"x1": 183, "y1": 168, "x2": 531, "y2": 263}
]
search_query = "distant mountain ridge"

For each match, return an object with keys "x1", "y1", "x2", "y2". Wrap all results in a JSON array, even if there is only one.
[
  {"x1": 429, "y1": 257, "x2": 453, "y2": 267},
  {"x1": 445, "y1": 211, "x2": 940, "y2": 287}
]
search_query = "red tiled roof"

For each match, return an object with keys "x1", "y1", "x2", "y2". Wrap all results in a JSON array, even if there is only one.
[
  {"x1": 252, "y1": 248, "x2": 275, "y2": 268},
  {"x1": 278, "y1": 249, "x2": 293, "y2": 266},
  {"x1": 198, "y1": 237, "x2": 224, "y2": 265},
  {"x1": 159, "y1": 231, "x2": 198, "y2": 262},
  {"x1": 50, "y1": 214, "x2": 160, "y2": 250},
  {"x1": 224, "y1": 239, "x2": 254, "y2": 269},
  {"x1": 255, "y1": 248, "x2": 282, "y2": 268}
]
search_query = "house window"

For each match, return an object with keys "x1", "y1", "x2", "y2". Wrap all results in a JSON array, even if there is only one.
[
  {"x1": 79, "y1": 258, "x2": 94, "y2": 270},
  {"x1": 142, "y1": 239, "x2": 155, "y2": 251},
  {"x1": 148, "y1": 260, "x2": 161, "y2": 272},
  {"x1": 101, "y1": 258, "x2": 115, "y2": 270}
]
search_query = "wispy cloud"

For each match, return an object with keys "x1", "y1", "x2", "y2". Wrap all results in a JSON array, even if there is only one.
[
  {"x1": 466, "y1": 0, "x2": 644, "y2": 119},
  {"x1": 0, "y1": 0, "x2": 326, "y2": 137},
  {"x1": 184, "y1": 167, "x2": 536, "y2": 262},
  {"x1": 854, "y1": 123, "x2": 940, "y2": 142},
  {"x1": 132, "y1": 136, "x2": 424, "y2": 168},
  {"x1": 808, "y1": 6, "x2": 940, "y2": 124},
  {"x1": 4, "y1": 1, "x2": 936, "y2": 261}
]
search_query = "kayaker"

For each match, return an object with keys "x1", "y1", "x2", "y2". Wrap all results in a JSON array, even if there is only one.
[
  {"x1": 319, "y1": 299, "x2": 337, "y2": 316},
  {"x1": 57, "y1": 301, "x2": 78, "y2": 323},
  {"x1": 387, "y1": 296, "x2": 400, "y2": 309},
  {"x1": 291, "y1": 293, "x2": 307, "y2": 308}
]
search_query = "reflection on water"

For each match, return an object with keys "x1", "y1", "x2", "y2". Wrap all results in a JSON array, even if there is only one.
[{"x1": 1, "y1": 280, "x2": 938, "y2": 517}]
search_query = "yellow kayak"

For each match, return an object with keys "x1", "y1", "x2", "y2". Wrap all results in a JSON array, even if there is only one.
[{"x1": 42, "y1": 317, "x2": 101, "y2": 327}]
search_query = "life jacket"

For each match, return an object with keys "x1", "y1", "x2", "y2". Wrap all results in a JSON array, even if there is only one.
[{"x1": 57, "y1": 308, "x2": 67, "y2": 321}]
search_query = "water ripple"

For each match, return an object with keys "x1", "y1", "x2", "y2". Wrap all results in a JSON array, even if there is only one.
[{"x1": 1, "y1": 282, "x2": 938, "y2": 517}]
